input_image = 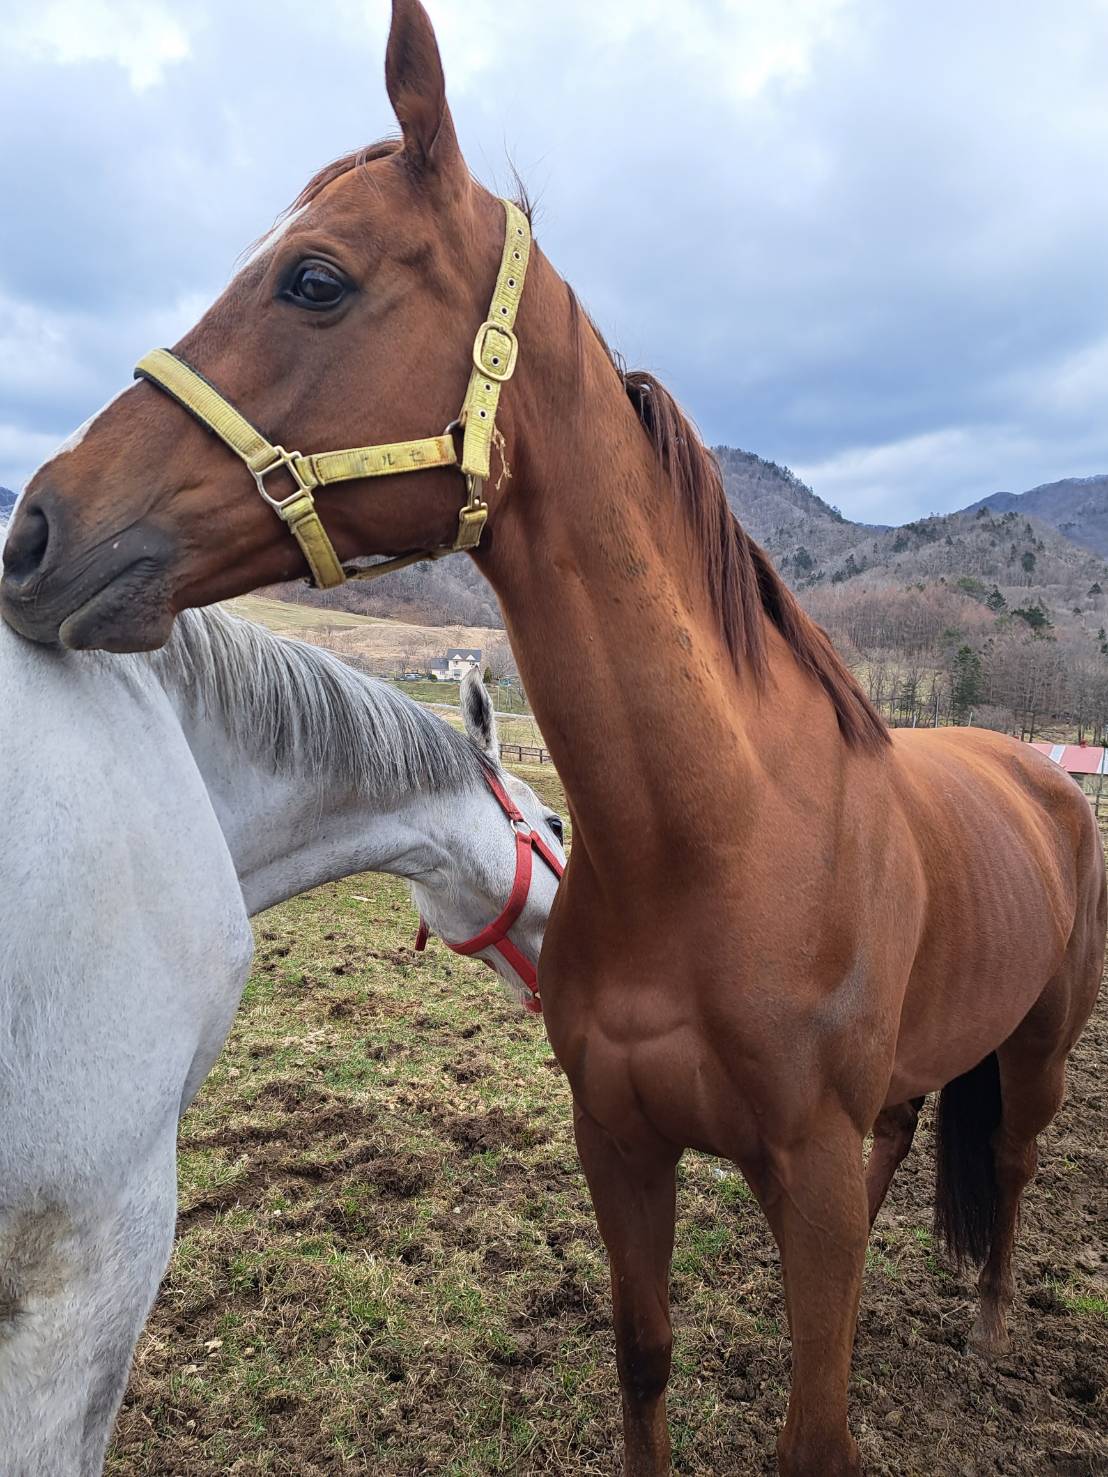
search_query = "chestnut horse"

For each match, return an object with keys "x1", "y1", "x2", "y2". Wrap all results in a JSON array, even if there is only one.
[{"x1": 2, "y1": 4, "x2": 1104, "y2": 1471}]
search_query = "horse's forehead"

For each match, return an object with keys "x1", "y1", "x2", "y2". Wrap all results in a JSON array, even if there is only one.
[
  {"x1": 275, "y1": 174, "x2": 446, "y2": 279},
  {"x1": 310, "y1": 158, "x2": 419, "y2": 231},
  {"x1": 503, "y1": 772, "x2": 540, "y2": 811}
]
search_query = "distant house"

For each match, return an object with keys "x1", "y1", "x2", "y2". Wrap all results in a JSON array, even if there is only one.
[{"x1": 429, "y1": 648, "x2": 482, "y2": 682}]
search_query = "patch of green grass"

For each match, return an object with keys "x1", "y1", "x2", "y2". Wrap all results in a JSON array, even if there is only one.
[
  {"x1": 865, "y1": 1246, "x2": 901, "y2": 1280},
  {"x1": 1048, "y1": 1278, "x2": 1108, "y2": 1317},
  {"x1": 1065, "y1": 1291, "x2": 1108, "y2": 1316}
]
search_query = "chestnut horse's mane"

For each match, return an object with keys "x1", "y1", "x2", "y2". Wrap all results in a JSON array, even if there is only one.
[
  {"x1": 286, "y1": 148, "x2": 888, "y2": 753},
  {"x1": 611, "y1": 350, "x2": 889, "y2": 752}
]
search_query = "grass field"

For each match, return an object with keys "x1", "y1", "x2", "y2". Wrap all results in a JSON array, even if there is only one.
[
  {"x1": 106, "y1": 762, "x2": 1108, "y2": 1476},
  {"x1": 384, "y1": 680, "x2": 531, "y2": 715},
  {"x1": 225, "y1": 596, "x2": 512, "y2": 677},
  {"x1": 226, "y1": 595, "x2": 387, "y2": 635}
]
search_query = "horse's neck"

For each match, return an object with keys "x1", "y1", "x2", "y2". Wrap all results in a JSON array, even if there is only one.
[
  {"x1": 170, "y1": 695, "x2": 443, "y2": 916},
  {"x1": 478, "y1": 262, "x2": 836, "y2": 880}
]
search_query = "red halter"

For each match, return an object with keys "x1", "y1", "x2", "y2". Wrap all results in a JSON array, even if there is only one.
[{"x1": 414, "y1": 770, "x2": 565, "y2": 1013}]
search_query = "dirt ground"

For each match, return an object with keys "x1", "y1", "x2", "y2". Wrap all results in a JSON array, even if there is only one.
[{"x1": 107, "y1": 771, "x2": 1107, "y2": 1476}]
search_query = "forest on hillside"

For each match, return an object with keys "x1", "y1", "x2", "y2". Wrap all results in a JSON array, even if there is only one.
[{"x1": 806, "y1": 568, "x2": 1108, "y2": 740}]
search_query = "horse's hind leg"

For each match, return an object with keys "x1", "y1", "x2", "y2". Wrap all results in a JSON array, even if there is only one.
[
  {"x1": 973, "y1": 940, "x2": 1102, "y2": 1356},
  {"x1": 971, "y1": 1039, "x2": 1065, "y2": 1355},
  {"x1": 865, "y1": 1096, "x2": 925, "y2": 1229}
]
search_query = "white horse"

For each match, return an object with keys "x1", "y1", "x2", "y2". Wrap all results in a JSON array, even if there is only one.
[{"x1": 0, "y1": 600, "x2": 563, "y2": 1477}]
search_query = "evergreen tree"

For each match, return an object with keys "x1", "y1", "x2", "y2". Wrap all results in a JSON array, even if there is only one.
[{"x1": 951, "y1": 645, "x2": 983, "y2": 724}]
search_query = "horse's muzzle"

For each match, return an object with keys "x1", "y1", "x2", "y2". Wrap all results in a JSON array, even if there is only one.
[{"x1": 1, "y1": 492, "x2": 178, "y2": 651}]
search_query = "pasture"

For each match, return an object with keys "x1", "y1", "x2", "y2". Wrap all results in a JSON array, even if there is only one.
[
  {"x1": 106, "y1": 765, "x2": 1106, "y2": 1476},
  {"x1": 225, "y1": 595, "x2": 514, "y2": 679},
  {"x1": 225, "y1": 596, "x2": 386, "y2": 636}
]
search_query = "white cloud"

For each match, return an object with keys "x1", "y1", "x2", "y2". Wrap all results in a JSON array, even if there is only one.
[
  {"x1": 10, "y1": 1, "x2": 191, "y2": 91},
  {"x1": 1006, "y1": 336, "x2": 1108, "y2": 426},
  {"x1": 340, "y1": 0, "x2": 857, "y2": 102}
]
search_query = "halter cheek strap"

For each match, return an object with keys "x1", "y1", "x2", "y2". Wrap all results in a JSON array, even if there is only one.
[
  {"x1": 133, "y1": 199, "x2": 532, "y2": 590},
  {"x1": 414, "y1": 770, "x2": 565, "y2": 1014}
]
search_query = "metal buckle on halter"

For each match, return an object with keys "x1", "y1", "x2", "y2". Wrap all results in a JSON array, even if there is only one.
[
  {"x1": 454, "y1": 474, "x2": 488, "y2": 550},
  {"x1": 472, "y1": 321, "x2": 519, "y2": 382},
  {"x1": 250, "y1": 446, "x2": 313, "y2": 513}
]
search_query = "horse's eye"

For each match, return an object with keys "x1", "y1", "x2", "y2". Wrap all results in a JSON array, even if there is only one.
[
  {"x1": 283, "y1": 261, "x2": 348, "y2": 309},
  {"x1": 547, "y1": 814, "x2": 564, "y2": 843}
]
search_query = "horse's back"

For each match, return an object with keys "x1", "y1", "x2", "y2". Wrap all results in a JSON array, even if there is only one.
[{"x1": 891, "y1": 724, "x2": 1098, "y2": 899}]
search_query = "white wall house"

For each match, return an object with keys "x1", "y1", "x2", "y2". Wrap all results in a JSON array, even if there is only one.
[{"x1": 429, "y1": 649, "x2": 483, "y2": 682}]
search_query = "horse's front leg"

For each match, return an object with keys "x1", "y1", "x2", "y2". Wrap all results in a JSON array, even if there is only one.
[
  {"x1": 753, "y1": 1110, "x2": 869, "y2": 1477},
  {"x1": 573, "y1": 1099, "x2": 680, "y2": 1477}
]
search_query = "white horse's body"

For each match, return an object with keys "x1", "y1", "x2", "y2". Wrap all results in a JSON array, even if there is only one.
[
  {"x1": 0, "y1": 606, "x2": 561, "y2": 1475},
  {"x1": 0, "y1": 625, "x2": 249, "y2": 1477}
]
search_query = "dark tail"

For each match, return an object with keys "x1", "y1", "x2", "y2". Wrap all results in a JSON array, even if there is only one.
[{"x1": 933, "y1": 1051, "x2": 1002, "y2": 1267}]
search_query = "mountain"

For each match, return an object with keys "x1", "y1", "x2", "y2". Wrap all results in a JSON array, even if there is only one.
[
  {"x1": 0, "y1": 487, "x2": 15, "y2": 520},
  {"x1": 961, "y1": 475, "x2": 1108, "y2": 560},
  {"x1": 257, "y1": 543, "x2": 504, "y2": 629},
  {"x1": 799, "y1": 505, "x2": 1108, "y2": 598},
  {"x1": 261, "y1": 451, "x2": 1108, "y2": 632},
  {"x1": 713, "y1": 446, "x2": 880, "y2": 567},
  {"x1": 708, "y1": 455, "x2": 1108, "y2": 597}
]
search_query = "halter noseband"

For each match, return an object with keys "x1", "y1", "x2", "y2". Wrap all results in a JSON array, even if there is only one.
[
  {"x1": 414, "y1": 769, "x2": 565, "y2": 1014},
  {"x1": 133, "y1": 200, "x2": 532, "y2": 590}
]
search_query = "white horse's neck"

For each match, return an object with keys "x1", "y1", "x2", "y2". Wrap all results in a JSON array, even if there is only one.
[
  {"x1": 177, "y1": 709, "x2": 457, "y2": 915},
  {"x1": 147, "y1": 608, "x2": 502, "y2": 920}
]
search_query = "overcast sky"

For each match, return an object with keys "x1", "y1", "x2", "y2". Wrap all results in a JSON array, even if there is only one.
[{"x1": 3, "y1": 0, "x2": 1107, "y2": 523}]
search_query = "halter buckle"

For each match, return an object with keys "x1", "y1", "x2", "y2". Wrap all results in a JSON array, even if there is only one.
[
  {"x1": 250, "y1": 446, "x2": 313, "y2": 513},
  {"x1": 455, "y1": 500, "x2": 488, "y2": 551},
  {"x1": 472, "y1": 321, "x2": 519, "y2": 382},
  {"x1": 453, "y1": 474, "x2": 488, "y2": 551}
]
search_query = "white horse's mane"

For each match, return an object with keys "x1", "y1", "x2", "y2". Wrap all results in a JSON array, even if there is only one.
[{"x1": 152, "y1": 605, "x2": 488, "y2": 800}]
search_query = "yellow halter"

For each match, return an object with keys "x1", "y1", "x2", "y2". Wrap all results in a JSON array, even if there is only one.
[{"x1": 134, "y1": 199, "x2": 532, "y2": 589}]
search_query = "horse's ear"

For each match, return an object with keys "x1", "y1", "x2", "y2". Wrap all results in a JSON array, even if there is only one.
[
  {"x1": 460, "y1": 667, "x2": 498, "y2": 762},
  {"x1": 385, "y1": 0, "x2": 466, "y2": 190}
]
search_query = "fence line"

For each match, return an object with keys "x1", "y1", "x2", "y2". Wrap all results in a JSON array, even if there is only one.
[{"x1": 498, "y1": 742, "x2": 552, "y2": 766}]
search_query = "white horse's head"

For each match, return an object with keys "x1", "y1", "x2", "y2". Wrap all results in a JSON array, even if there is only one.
[
  {"x1": 151, "y1": 609, "x2": 564, "y2": 1015},
  {"x1": 410, "y1": 668, "x2": 565, "y2": 1013}
]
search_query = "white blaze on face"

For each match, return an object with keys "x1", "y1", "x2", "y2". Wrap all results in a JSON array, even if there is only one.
[
  {"x1": 237, "y1": 205, "x2": 308, "y2": 276},
  {"x1": 53, "y1": 385, "x2": 132, "y2": 458}
]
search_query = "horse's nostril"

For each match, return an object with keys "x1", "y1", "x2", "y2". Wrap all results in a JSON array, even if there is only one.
[{"x1": 2, "y1": 505, "x2": 51, "y2": 583}]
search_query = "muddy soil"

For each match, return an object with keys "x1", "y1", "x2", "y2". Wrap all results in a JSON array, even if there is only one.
[{"x1": 109, "y1": 979, "x2": 1107, "y2": 1476}]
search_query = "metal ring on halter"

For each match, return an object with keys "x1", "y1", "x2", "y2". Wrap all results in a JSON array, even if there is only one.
[{"x1": 249, "y1": 447, "x2": 314, "y2": 512}]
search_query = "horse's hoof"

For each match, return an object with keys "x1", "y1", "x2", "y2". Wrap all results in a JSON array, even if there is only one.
[
  {"x1": 969, "y1": 1316, "x2": 1010, "y2": 1358},
  {"x1": 777, "y1": 1434, "x2": 862, "y2": 1475}
]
